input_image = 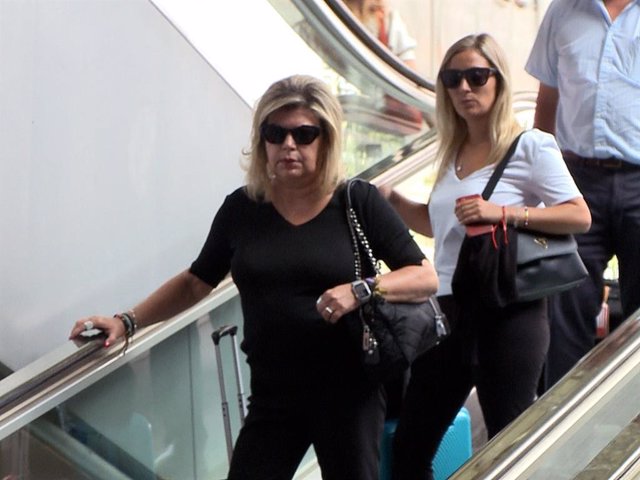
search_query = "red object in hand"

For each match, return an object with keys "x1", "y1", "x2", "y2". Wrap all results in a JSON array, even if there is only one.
[{"x1": 466, "y1": 224, "x2": 495, "y2": 237}]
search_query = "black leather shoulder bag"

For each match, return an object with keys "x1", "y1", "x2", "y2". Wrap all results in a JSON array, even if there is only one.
[{"x1": 345, "y1": 179, "x2": 449, "y2": 383}]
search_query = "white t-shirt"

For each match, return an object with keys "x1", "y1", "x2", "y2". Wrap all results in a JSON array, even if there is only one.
[
  {"x1": 428, "y1": 129, "x2": 583, "y2": 295},
  {"x1": 386, "y1": 10, "x2": 417, "y2": 62}
]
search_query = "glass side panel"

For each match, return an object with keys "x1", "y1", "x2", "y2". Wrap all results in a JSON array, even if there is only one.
[
  {"x1": 522, "y1": 354, "x2": 640, "y2": 479},
  {"x1": 1, "y1": 297, "x2": 252, "y2": 480}
]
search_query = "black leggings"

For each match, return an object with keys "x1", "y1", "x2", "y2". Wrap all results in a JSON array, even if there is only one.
[{"x1": 392, "y1": 295, "x2": 549, "y2": 480}]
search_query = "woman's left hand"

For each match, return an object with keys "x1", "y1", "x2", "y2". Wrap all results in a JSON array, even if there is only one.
[{"x1": 316, "y1": 284, "x2": 360, "y2": 324}]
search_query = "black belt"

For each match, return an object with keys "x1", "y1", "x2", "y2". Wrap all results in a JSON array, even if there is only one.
[{"x1": 563, "y1": 151, "x2": 640, "y2": 171}]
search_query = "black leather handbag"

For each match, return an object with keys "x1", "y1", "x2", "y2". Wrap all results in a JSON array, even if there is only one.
[
  {"x1": 345, "y1": 179, "x2": 449, "y2": 383},
  {"x1": 516, "y1": 229, "x2": 587, "y2": 302},
  {"x1": 451, "y1": 133, "x2": 588, "y2": 308}
]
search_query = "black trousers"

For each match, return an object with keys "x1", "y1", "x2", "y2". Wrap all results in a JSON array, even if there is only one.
[
  {"x1": 544, "y1": 161, "x2": 640, "y2": 390},
  {"x1": 392, "y1": 295, "x2": 548, "y2": 480},
  {"x1": 227, "y1": 379, "x2": 386, "y2": 480}
]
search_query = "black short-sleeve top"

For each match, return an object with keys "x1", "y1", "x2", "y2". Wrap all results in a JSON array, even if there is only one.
[{"x1": 190, "y1": 180, "x2": 425, "y2": 394}]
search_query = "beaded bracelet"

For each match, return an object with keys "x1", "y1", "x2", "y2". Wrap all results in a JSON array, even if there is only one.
[{"x1": 114, "y1": 310, "x2": 137, "y2": 338}]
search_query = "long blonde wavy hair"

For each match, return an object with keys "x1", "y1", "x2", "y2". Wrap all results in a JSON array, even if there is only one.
[
  {"x1": 434, "y1": 33, "x2": 523, "y2": 182},
  {"x1": 243, "y1": 75, "x2": 345, "y2": 201}
]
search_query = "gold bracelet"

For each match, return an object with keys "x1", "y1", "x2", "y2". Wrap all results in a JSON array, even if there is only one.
[
  {"x1": 366, "y1": 275, "x2": 387, "y2": 297},
  {"x1": 523, "y1": 206, "x2": 530, "y2": 227}
]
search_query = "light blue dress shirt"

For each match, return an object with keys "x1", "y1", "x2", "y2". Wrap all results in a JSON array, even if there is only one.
[{"x1": 525, "y1": 0, "x2": 640, "y2": 164}]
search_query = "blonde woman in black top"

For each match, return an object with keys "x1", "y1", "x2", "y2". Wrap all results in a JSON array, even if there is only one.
[{"x1": 70, "y1": 75, "x2": 438, "y2": 480}]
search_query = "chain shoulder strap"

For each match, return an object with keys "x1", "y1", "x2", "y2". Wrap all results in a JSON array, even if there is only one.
[{"x1": 345, "y1": 179, "x2": 381, "y2": 279}]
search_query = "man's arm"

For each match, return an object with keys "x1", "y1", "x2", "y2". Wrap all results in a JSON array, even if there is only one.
[{"x1": 533, "y1": 83, "x2": 559, "y2": 135}]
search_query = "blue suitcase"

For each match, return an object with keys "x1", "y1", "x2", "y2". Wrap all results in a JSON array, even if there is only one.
[{"x1": 380, "y1": 406, "x2": 472, "y2": 480}]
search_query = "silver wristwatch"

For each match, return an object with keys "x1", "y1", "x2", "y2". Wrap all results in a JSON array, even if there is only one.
[{"x1": 351, "y1": 279, "x2": 372, "y2": 305}]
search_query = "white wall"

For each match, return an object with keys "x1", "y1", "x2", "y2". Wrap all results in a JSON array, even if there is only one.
[{"x1": 0, "y1": 0, "x2": 251, "y2": 369}]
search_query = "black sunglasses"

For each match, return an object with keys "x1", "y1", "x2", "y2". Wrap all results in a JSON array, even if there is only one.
[
  {"x1": 260, "y1": 124, "x2": 321, "y2": 145},
  {"x1": 439, "y1": 67, "x2": 498, "y2": 89}
]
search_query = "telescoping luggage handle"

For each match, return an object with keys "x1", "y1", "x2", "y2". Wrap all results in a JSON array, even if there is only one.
[{"x1": 211, "y1": 325, "x2": 248, "y2": 463}]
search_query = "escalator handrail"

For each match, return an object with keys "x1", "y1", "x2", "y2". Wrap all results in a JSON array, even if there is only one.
[
  {"x1": 322, "y1": 0, "x2": 435, "y2": 92},
  {"x1": 0, "y1": 279, "x2": 238, "y2": 439},
  {"x1": 293, "y1": 0, "x2": 436, "y2": 112}
]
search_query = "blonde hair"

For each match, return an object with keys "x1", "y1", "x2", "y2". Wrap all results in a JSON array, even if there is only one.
[
  {"x1": 243, "y1": 75, "x2": 345, "y2": 201},
  {"x1": 434, "y1": 33, "x2": 522, "y2": 182}
]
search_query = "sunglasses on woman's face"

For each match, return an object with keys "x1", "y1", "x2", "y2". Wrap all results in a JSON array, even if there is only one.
[
  {"x1": 439, "y1": 67, "x2": 498, "y2": 89},
  {"x1": 260, "y1": 124, "x2": 321, "y2": 145}
]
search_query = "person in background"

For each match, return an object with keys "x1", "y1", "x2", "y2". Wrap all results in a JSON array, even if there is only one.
[
  {"x1": 525, "y1": 0, "x2": 640, "y2": 391},
  {"x1": 69, "y1": 74, "x2": 438, "y2": 480},
  {"x1": 345, "y1": 0, "x2": 424, "y2": 131},
  {"x1": 380, "y1": 33, "x2": 591, "y2": 479},
  {"x1": 345, "y1": 0, "x2": 418, "y2": 69}
]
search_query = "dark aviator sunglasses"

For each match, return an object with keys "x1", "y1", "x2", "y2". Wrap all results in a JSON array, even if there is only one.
[
  {"x1": 260, "y1": 124, "x2": 321, "y2": 145},
  {"x1": 439, "y1": 67, "x2": 498, "y2": 89}
]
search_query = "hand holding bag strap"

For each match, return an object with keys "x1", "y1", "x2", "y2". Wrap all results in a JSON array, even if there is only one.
[
  {"x1": 481, "y1": 131, "x2": 526, "y2": 200},
  {"x1": 344, "y1": 178, "x2": 450, "y2": 383}
]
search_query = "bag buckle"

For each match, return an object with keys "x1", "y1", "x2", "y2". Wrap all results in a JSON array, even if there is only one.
[
  {"x1": 435, "y1": 315, "x2": 448, "y2": 338},
  {"x1": 362, "y1": 323, "x2": 378, "y2": 354},
  {"x1": 533, "y1": 237, "x2": 549, "y2": 249}
]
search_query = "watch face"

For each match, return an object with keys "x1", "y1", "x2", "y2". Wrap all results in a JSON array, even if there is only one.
[
  {"x1": 352, "y1": 280, "x2": 372, "y2": 302},
  {"x1": 354, "y1": 283, "x2": 368, "y2": 296}
]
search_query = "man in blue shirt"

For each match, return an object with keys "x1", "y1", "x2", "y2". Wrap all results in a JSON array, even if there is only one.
[{"x1": 526, "y1": 0, "x2": 640, "y2": 390}]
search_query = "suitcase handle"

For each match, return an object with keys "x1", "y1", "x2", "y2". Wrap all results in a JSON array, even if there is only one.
[
  {"x1": 212, "y1": 324, "x2": 238, "y2": 345},
  {"x1": 211, "y1": 324, "x2": 248, "y2": 464}
]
